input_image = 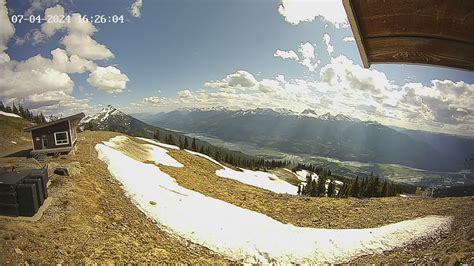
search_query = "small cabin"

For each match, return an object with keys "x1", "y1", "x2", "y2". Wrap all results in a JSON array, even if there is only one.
[{"x1": 25, "y1": 113, "x2": 85, "y2": 154}]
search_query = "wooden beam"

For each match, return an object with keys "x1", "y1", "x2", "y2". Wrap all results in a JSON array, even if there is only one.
[
  {"x1": 365, "y1": 36, "x2": 474, "y2": 71},
  {"x1": 343, "y1": 0, "x2": 370, "y2": 68}
]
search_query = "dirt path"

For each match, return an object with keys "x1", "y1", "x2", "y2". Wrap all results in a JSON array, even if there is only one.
[{"x1": 0, "y1": 131, "x2": 230, "y2": 264}]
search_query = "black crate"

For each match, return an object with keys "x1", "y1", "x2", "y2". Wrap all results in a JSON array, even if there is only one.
[
  {"x1": 0, "y1": 192, "x2": 18, "y2": 204},
  {"x1": 0, "y1": 203, "x2": 19, "y2": 217},
  {"x1": 17, "y1": 183, "x2": 39, "y2": 217},
  {"x1": 23, "y1": 178, "x2": 44, "y2": 206},
  {"x1": 0, "y1": 184, "x2": 16, "y2": 194},
  {"x1": 29, "y1": 172, "x2": 48, "y2": 199},
  {"x1": 30, "y1": 168, "x2": 49, "y2": 184},
  {"x1": 0, "y1": 171, "x2": 30, "y2": 193}
]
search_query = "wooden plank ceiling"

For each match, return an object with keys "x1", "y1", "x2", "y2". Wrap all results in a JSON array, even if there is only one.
[{"x1": 343, "y1": 0, "x2": 474, "y2": 71}]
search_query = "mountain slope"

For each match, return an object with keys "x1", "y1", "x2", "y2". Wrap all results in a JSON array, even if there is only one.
[
  {"x1": 143, "y1": 108, "x2": 474, "y2": 172},
  {"x1": 80, "y1": 105, "x2": 258, "y2": 164},
  {"x1": 0, "y1": 111, "x2": 33, "y2": 151}
]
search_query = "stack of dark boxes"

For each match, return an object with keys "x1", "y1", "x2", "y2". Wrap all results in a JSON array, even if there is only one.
[{"x1": 0, "y1": 168, "x2": 49, "y2": 217}]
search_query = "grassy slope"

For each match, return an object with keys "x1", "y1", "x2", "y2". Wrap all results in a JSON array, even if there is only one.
[
  {"x1": 0, "y1": 115, "x2": 32, "y2": 151},
  {"x1": 1, "y1": 131, "x2": 471, "y2": 264},
  {"x1": 126, "y1": 135, "x2": 472, "y2": 264},
  {"x1": 0, "y1": 131, "x2": 230, "y2": 264}
]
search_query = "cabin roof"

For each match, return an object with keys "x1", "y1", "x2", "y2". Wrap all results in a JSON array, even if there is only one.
[
  {"x1": 24, "y1": 112, "x2": 85, "y2": 132},
  {"x1": 342, "y1": 0, "x2": 474, "y2": 71}
]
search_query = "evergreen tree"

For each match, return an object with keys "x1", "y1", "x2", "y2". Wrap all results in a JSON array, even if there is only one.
[
  {"x1": 303, "y1": 174, "x2": 312, "y2": 195},
  {"x1": 366, "y1": 176, "x2": 380, "y2": 197},
  {"x1": 168, "y1": 134, "x2": 176, "y2": 145},
  {"x1": 18, "y1": 104, "x2": 25, "y2": 118},
  {"x1": 12, "y1": 102, "x2": 18, "y2": 115},
  {"x1": 350, "y1": 176, "x2": 360, "y2": 197},
  {"x1": 327, "y1": 179, "x2": 335, "y2": 197},
  {"x1": 191, "y1": 138, "x2": 197, "y2": 151},
  {"x1": 153, "y1": 130, "x2": 160, "y2": 141},
  {"x1": 317, "y1": 175, "x2": 326, "y2": 197},
  {"x1": 215, "y1": 150, "x2": 221, "y2": 161},
  {"x1": 338, "y1": 182, "x2": 346, "y2": 197},
  {"x1": 297, "y1": 184, "x2": 301, "y2": 195},
  {"x1": 184, "y1": 137, "x2": 189, "y2": 149},
  {"x1": 310, "y1": 179, "x2": 317, "y2": 197},
  {"x1": 178, "y1": 137, "x2": 184, "y2": 149},
  {"x1": 381, "y1": 180, "x2": 388, "y2": 197},
  {"x1": 0, "y1": 101, "x2": 4, "y2": 111}
]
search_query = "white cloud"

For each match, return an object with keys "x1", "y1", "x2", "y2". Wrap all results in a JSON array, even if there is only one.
[
  {"x1": 298, "y1": 42, "x2": 318, "y2": 71},
  {"x1": 323, "y1": 33, "x2": 333, "y2": 56},
  {"x1": 129, "y1": 0, "x2": 143, "y2": 18},
  {"x1": 20, "y1": 29, "x2": 47, "y2": 45},
  {"x1": 62, "y1": 34, "x2": 114, "y2": 60},
  {"x1": 320, "y1": 55, "x2": 393, "y2": 97},
  {"x1": 278, "y1": 0, "x2": 348, "y2": 28},
  {"x1": 0, "y1": 0, "x2": 14, "y2": 63},
  {"x1": 40, "y1": 4, "x2": 66, "y2": 36},
  {"x1": 343, "y1": 36, "x2": 355, "y2": 42},
  {"x1": 274, "y1": 43, "x2": 319, "y2": 72},
  {"x1": 178, "y1": 89, "x2": 192, "y2": 98},
  {"x1": 205, "y1": 70, "x2": 258, "y2": 90},
  {"x1": 87, "y1": 66, "x2": 129, "y2": 93},
  {"x1": 24, "y1": 0, "x2": 61, "y2": 16},
  {"x1": 399, "y1": 80, "x2": 474, "y2": 125},
  {"x1": 127, "y1": 66, "x2": 474, "y2": 136},
  {"x1": 143, "y1": 96, "x2": 168, "y2": 105},
  {"x1": 40, "y1": 6, "x2": 113, "y2": 60},
  {"x1": 0, "y1": 61, "x2": 74, "y2": 99},
  {"x1": 17, "y1": 48, "x2": 96, "y2": 74},
  {"x1": 273, "y1": 49, "x2": 299, "y2": 60}
]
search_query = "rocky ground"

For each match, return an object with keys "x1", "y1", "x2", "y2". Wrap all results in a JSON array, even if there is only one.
[{"x1": 0, "y1": 131, "x2": 472, "y2": 264}]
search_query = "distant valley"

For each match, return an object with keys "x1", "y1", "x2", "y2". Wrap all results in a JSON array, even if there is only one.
[{"x1": 136, "y1": 108, "x2": 474, "y2": 187}]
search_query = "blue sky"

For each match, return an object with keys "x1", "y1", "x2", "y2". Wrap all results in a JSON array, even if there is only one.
[{"x1": 1, "y1": 0, "x2": 473, "y2": 136}]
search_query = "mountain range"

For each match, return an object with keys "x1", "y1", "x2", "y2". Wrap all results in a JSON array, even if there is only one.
[
  {"x1": 79, "y1": 105, "x2": 257, "y2": 162},
  {"x1": 138, "y1": 107, "x2": 474, "y2": 172}
]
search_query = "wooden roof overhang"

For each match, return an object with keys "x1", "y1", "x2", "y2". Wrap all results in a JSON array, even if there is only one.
[
  {"x1": 24, "y1": 112, "x2": 85, "y2": 132},
  {"x1": 343, "y1": 0, "x2": 474, "y2": 71}
]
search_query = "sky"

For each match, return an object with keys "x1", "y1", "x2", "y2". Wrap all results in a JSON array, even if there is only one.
[{"x1": 0, "y1": 0, "x2": 473, "y2": 137}]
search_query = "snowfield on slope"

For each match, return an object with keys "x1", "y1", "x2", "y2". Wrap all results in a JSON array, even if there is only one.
[
  {"x1": 106, "y1": 136, "x2": 183, "y2": 167},
  {"x1": 136, "y1": 137, "x2": 180, "y2": 150},
  {"x1": 96, "y1": 139, "x2": 453, "y2": 264},
  {"x1": 185, "y1": 148, "x2": 297, "y2": 194},
  {"x1": 0, "y1": 110, "x2": 21, "y2": 118}
]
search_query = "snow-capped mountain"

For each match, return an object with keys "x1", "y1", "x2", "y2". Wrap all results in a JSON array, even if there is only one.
[
  {"x1": 81, "y1": 105, "x2": 130, "y2": 130},
  {"x1": 80, "y1": 105, "x2": 160, "y2": 137},
  {"x1": 142, "y1": 107, "x2": 474, "y2": 172},
  {"x1": 300, "y1": 109, "x2": 318, "y2": 117}
]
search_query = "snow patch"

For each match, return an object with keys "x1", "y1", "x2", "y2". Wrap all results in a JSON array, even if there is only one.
[
  {"x1": 136, "y1": 137, "x2": 180, "y2": 150},
  {"x1": 105, "y1": 136, "x2": 183, "y2": 167},
  {"x1": 185, "y1": 149, "x2": 223, "y2": 166},
  {"x1": 296, "y1": 170, "x2": 319, "y2": 182},
  {"x1": 185, "y1": 149, "x2": 296, "y2": 194},
  {"x1": 0, "y1": 111, "x2": 21, "y2": 118},
  {"x1": 96, "y1": 142, "x2": 453, "y2": 264},
  {"x1": 217, "y1": 167, "x2": 298, "y2": 195}
]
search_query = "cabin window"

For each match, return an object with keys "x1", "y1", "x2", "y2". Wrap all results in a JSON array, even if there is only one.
[{"x1": 54, "y1": 131, "x2": 69, "y2": 145}]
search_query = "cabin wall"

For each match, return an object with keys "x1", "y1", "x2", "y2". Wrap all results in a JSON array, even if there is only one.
[
  {"x1": 31, "y1": 121, "x2": 71, "y2": 150},
  {"x1": 69, "y1": 118, "x2": 80, "y2": 144}
]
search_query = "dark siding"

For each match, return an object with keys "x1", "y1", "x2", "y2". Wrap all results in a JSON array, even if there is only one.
[{"x1": 31, "y1": 121, "x2": 71, "y2": 150}]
